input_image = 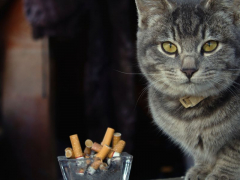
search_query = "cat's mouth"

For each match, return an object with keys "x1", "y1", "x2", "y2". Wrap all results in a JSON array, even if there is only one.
[
  {"x1": 171, "y1": 79, "x2": 210, "y2": 97},
  {"x1": 179, "y1": 78, "x2": 197, "y2": 85},
  {"x1": 184, "y1": 80, "x2": 192, "y2": 84}
]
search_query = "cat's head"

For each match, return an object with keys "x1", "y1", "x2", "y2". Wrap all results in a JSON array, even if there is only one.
[{"x1": 136, "y1": 0, "x2": 240, "y2": 97}]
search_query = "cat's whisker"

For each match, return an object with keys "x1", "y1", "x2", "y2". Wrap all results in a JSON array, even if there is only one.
[
  {"x1": 227, "y1": 69, "x2": 240, "y2": 71},
  {"x1": 208, "y1": 78, "x2": 234, "y2": 95},
  {"x1": 225, "y1": 78, "x2": 240, "y2": 87},
  {"x1": 232, "y1": 81, "x2": 240, "y2": 87},
  {"x1": 114, "y1": 69, "x2": 164, "y2": 76},
  {"x1": 134, "y1": 78, "x2": 166, "y2": 112},
  {"x1": 229, "y1": 74, "x2": 240, "y2": 76},
  {"x1": 134, "y1": 85, "x2": 149, "y2": 112},
  {"x1": 210, "y1": 78, "x2": 239, "y2": 97},
  {"x1": 216, "y1": 76, "x2": 240, "y2": 89},
  {"x1": 206, "y1": 79, "x2": 231, "y2": 96},
  {"x1": 114, "y1": 70, "x2": 144, "y2": 75}
]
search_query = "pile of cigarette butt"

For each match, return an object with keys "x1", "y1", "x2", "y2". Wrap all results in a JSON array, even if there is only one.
[{"x1": 65, "y1": 127, "x2": 126, "y2": 176}]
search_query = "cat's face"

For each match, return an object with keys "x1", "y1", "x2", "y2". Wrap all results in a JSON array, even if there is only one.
[{"x1": 136, "y1": 0, "x2": 240, "y2": 97}]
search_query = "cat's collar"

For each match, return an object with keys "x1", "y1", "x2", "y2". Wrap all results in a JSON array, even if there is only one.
[{"x1": 179, "y1": 96, "x2": 205, "y2": 108}]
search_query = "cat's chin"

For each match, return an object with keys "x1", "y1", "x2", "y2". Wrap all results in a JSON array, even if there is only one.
[
  {"x1": 154, "y1": 82, "x2": 223, "y2": 98},
  {"x1": 179, "y1": 83, "x2": 223, "y2": 97}
]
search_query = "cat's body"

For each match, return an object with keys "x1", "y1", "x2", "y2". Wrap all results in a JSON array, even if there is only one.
[{"x1": 135, "y1": 0, "x2": 240, "y2": 179}]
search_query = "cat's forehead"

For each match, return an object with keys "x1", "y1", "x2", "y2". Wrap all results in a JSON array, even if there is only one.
[
  {"x1": 171, "y1": 5, "x2": 205, "y2": 37},
  {"x1": 155, "y1": 2, "x2": 229, "y2": 42}
]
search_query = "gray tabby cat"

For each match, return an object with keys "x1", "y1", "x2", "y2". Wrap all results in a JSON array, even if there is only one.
[{"x1": 135, "y1": 0, "x2": 240, "y2": 179}]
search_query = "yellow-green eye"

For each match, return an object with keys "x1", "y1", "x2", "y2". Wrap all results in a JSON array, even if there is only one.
[
  {"x1": 162, "y1": 42, "x2": 177, "y2": 54},
  {"x1": 202, "y1": 40, "x2": 218, "y2": 53}
]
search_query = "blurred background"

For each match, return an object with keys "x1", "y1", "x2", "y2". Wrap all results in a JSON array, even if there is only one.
[{"x1": 0, "y1": 0, "x2": 189, "y2": 179}]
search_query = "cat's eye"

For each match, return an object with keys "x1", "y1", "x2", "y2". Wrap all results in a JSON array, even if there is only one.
[
  {"x1": 202, "y1": 41, "x2": 218, "y2": 53},
  {"x1": 162, "y1": 42, "x2": 178, "y2": 54}
]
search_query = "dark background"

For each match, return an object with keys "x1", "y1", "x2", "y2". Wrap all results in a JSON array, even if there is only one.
[{"x1": 0, "y1": 0, "x2": 187, "y2": 179}]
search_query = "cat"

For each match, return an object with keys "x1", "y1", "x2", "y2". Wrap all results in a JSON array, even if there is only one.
[{"x1": 135, "y1": 0, "x2": 240, "y2": 179}]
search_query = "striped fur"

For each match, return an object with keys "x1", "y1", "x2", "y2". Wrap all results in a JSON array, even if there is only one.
[{"x1": 136, "y1": 0, "x2": 240, "y2": 179}]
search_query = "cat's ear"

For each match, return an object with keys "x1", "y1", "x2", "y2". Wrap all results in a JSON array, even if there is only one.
[
  {"x1": 199, "y1": 0, "x2": 214, "y2": 9},
  {"x1": 199, "y1": 0, "x2": 232, "y2": 9},
  {"x1": 200, "y1": 0, "x2": 240, "y2": 26},
  {"x1": 232, "y1": 0, "x2": 240, "y2": 26},
  {"x1": 135, "y1": 0, "x2": 176, "y2": 29},
  {"x1": 200, "y1": 0, "x2": 234, "y2": 9}
]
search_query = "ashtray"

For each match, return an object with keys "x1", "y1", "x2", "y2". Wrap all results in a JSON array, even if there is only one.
[{"x1": 58, "y1": 152, "x2": 133, "y2": 180}]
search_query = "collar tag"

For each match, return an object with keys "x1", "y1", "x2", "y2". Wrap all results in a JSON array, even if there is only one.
[{"x1": 179, "y1": 96, "x2": 205, "y2": 108}]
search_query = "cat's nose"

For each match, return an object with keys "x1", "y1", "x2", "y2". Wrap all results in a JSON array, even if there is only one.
[{"x1": 181, "y1": 68, "x2": 198, "y2": 79}]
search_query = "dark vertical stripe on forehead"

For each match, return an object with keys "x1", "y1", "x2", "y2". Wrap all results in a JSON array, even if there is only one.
[
  {"x1": 194, "y1": 7, "x2": 205, "y2": 24},
  {"x1": 193, "y1": 23, "x2": 201, "y2": 36},
  {"x1": 172, "y1": 7, "x2": 180, "y2": 25},
  {"x1": 181, "y1": 5, "x2": 195, "y2": 35},
  {"x1": 172, "y1": 5, "x2": 206, "y2": 38},
  {"x1": 193, "y1": 7, "x2": 205, "y2": 37},
  {"x1": 176, "y1": 24, "x2": 182, "y2": 38},
  {"x1": 171, "y1": 26, "x2": 176, "y2": 41},
  {"x1": 201, "y1": 25, "x2": 206, "y2": 39}
]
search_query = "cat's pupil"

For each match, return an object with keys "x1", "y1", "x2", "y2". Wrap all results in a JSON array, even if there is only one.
[{"x1": 207, "y1": 42, "x2": 211, "y2": 47}]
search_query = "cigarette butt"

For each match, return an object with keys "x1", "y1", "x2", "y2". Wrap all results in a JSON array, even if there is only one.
[
  {"x1": 91, "y1": 143, "x2": 118, "y2": 158},
  {"x1": 99, "y1": 162, "x2": 108, "y2": 171},
  {"x1": 113, "y1": 140, "x2": 126, "y2": 153},
  {"x1": 91, "y1": 158, "x2": 102, "y2": 170},
  {"x1": 88, "y1": 158, "x2": 102, "y2": 175},
  {"x1": 65, "y1": 147, "x2": 75, "y2": 159},
  {"x1": 69, "y1": 134, "x2": 84, "y2": 159},
  {"x1": 91, "y1": 142, "x2": 115, "y2": 158},
  {"x1": 84, "y1": 139, "x2": 93, "y2": 155},
  {"x1": 85, "y1": 155, "x2": 91, "y2": 165},
  {"x1": 112, "y1": 132, "x2": 121, "y2": 148},
  {"x1": 77, "y1": 168, "x2": 85, "y2": 175},
  {"x1": 96, "y1": 144, "x2": 111, "y2": 160},
  {"x1": 85, "y1": 139, "x2": 93, "y2": 147},
  {"x1": 101, "y1": 127, "x2": 115, "y2": 146},
  {"x1": 91, "y1": 142, "x2": 103, "y2": 153},
  {"x1": 107, "y1": 149, "x2": 115, "y2": 158}
]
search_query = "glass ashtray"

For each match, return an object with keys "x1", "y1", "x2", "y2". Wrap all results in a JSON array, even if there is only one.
[{"x1": 58, "y1": 152, "x2": 133, "y2": 180}]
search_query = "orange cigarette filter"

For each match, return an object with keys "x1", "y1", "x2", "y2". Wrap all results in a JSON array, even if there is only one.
[
  {"x1": 91, "y1": 142, "x2": 103, "y2": 152},
  {"x1": 113, "y1": 140, "x2": 126, "y2": 153},
  {"x1": 84, "y1": 139, "x2": 93, "y2": 155},
  {"x1": 65, "y1": 147, "x2": 75, "y2": 159},
  {"x1": 85, "y1": 155, "x2": 91, "y2": 165},
  {"x1": 96, "y1": 144, "x2": 111, "y2": 160},
  {"x1": 92, "y1": 143, "x2": 114, "y2": 158},
  {"x1": 112, "y1": 132, "x2": 121, "y2": 148},
  {"x1": 99, "y1": 162, "x2": 108, "y2": 171},
  {"x1": 69, "y1": 134, "x2": 84, "y2": 158},
  {"x1": 107, "y1": 149, "x2": 115, "y2": 158},
  {"x1": 85, "y1": 139, "x2": 93, "y2": 147},
  {"x1": 91, "y1": 158, "x2": 102, "y2": 170},
  {"x1": 101, "y1": 127, "x2": 115, "y2": 146},
  {"x1": 78, "y1": 168, "x2": 85, "y2": 174}
]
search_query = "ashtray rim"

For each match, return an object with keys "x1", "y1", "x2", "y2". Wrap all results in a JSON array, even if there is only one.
[{"x1": 57, "y1": 152, "x2": 133, "y2": 161}]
